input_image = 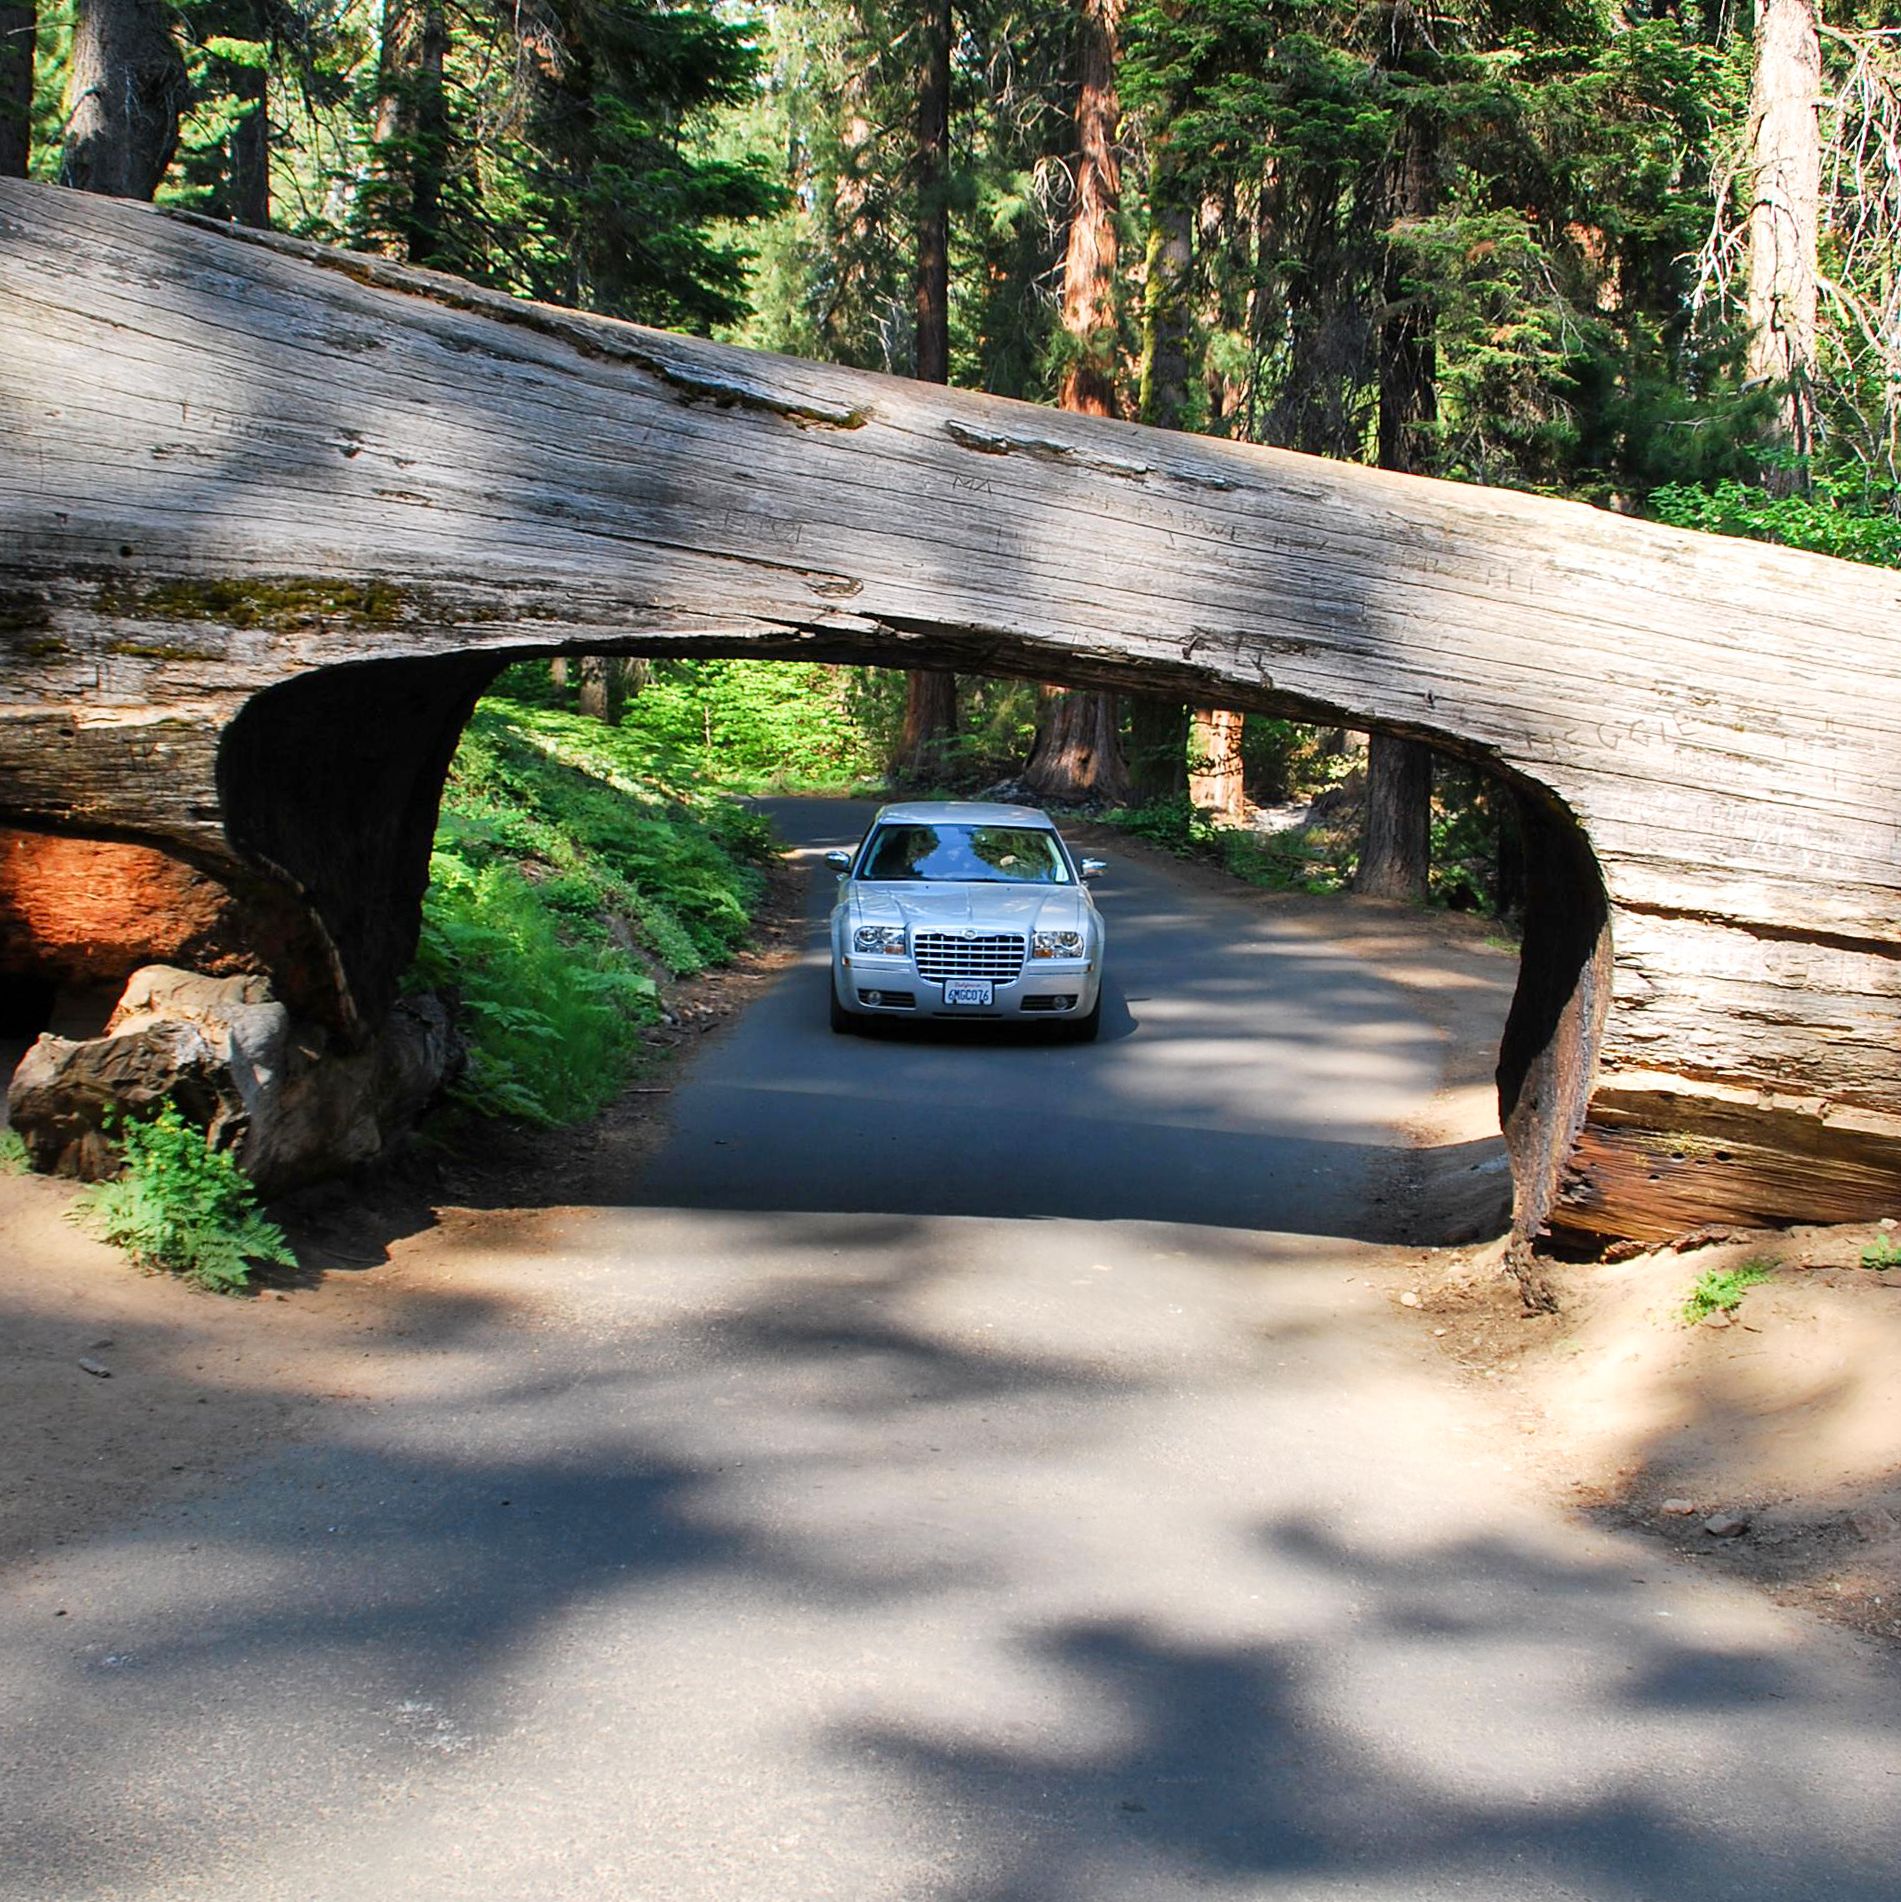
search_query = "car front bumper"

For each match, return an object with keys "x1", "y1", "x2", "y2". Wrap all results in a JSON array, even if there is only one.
[{"x1": 835, "y1": 956, "x2": 1101, "y2": 1021}]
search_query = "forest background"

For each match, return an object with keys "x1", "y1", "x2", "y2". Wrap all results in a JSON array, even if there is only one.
[{"x1": 9, "y1": 0, "x2": 1901, "y2": 918}]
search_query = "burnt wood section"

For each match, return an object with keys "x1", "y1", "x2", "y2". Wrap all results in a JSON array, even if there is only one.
[{"x1": 3, "y1": 179, "x2": 1899, "y2": 1249}]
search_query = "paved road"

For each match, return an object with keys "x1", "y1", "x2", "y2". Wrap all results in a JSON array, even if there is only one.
[
  {"x1": 2, "y1": 801, "x2": 1897, "y2": 1900},
  {"x1": 635, "y1": 798, "x2": 1499, "y2": 1239}
]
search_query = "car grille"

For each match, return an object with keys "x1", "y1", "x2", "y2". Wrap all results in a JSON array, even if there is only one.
[{"x1": 913, "y1": 931, "x2": 1027, "y2": 984}]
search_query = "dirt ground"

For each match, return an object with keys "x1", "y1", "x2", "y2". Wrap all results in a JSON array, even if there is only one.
[{"x1": 5, "y1": 830, "x2": 1899, "y2": 1648}]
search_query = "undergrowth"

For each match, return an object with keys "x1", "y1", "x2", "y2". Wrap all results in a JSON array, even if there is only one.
[
  {"x1": 0, "y1": 1128, "x2": 26, "y2": 1174},
  {"x1": 1098, "y1": 794, "x2": 1354, "y2": 896},
  {"x1": 1861, "y1": 1232, "x2": 1901, "y2": 1271},
  {"x1": 413, "y1": 696, "x2": 772, "y2": 1126},
  {"x1": 1680, "y1": 1260, "x2": 1775, "y2": 1325},
  {"x1": 71, "y1": 1105, "x2": 297, "y2": 1293}
]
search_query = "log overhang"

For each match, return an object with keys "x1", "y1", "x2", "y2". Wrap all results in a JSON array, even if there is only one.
[{"x1": 4, "y1": 178, "x2": 1900, "y2": 1250}]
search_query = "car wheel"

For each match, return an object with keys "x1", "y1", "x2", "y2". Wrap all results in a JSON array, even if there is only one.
[
  {"x1": 1058, "y1": 992, "x2": 1102, "y2": 1044},
  {"x1": 829, "y1": 980, "x2": 856, "y2": 1034}
]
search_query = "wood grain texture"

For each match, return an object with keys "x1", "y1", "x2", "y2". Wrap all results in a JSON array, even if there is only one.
[{"x1": 4, "y1": 178, "x2": 1900, "y2": 1246}]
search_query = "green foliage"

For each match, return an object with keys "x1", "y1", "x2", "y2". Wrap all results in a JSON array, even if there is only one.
[
  {"x1": 1860, "y1": 1232, "x2": 1901, "y2": 1271},
  {"x1": 72, "y1": 1105, "x2": 297, "y2": 1293},
  {"x1": 414, "y1": 693, "x2": 767, "y2": 1125},
  {"x1": 1649, "y1": 469, "x2": 1901, "y2": 569},
  {"x1": 1680, "y1": 1259, "x2": 1774, "y2": 1325},
  {"x1": 414, "y1": 851, "x2": 658, "y2": 1125},
  {"x1": 1101, "y1": 794, "x2": 1352, "y2": 895},
  {"x1": 0, "y1": 1127, "x2": 28, "y2": 1174}
]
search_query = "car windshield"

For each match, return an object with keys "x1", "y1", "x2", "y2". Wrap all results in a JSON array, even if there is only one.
[{"x1": 859, "y1": 823, "x2": 1071, "y2": 884}]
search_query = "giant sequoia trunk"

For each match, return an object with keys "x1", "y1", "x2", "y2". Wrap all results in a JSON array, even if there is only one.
[
  {"x1": 1022, "y1": 688, "x2": 1130, "y2": 804},
  {"x1": 1744, "y1": 0, "x2": 1822, "y2": 476},
  {"x1": 60, "y1": 0, "x2": 187, "y2": 199},
  {"x1": 1354, "y1": 735, "x2": 1433, "y2": 898},
  {"x1": 8, "y1": 182, "x2": 1901, "y2": 1252},
  {"x1": 1057, "y1": 0, "x2": 1122, "y2": 418},
  {"x1": 576, "y1": 655, "x2": 622, "y2": 726},
  {"x1": 1188, "y1": 708, "x2": 1245, "y2": 823},
  {"x1": 892, "y1": 670, "x2": 957, "y2": 784},
  {"x1": 0, "y1": 0, "x2": 34, "y2": 179}
]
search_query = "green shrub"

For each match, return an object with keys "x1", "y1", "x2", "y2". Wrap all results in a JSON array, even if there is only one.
[
  {"x1": 415, "y1": 695, "x2": 771, "y2": 1127},
  {"x1": 72, "y1": 1105, "x2": 296, "y2": 1293},
  {"x1": 1099, "y1": 795, "x2": 1353, "y2": 895},
  {"x1": 1860, "y1": 1232, "x2": 1901, "y2": 1271},
  {"x1": 413, "y1": 854, "x2": 657, "y2": 1126},
  {"x1": 1649, "y1": 470, "x2": 1901, "y2": 570},
  {"x1": 1680, "y1": 1260, "x2": 1774, "y2": 1325},
  {"x1": 0, "y1": 1128, "x2": 26, "y2": 1174}
]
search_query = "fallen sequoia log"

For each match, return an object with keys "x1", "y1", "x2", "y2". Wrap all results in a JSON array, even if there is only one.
[{"x1": 3, "y1": 176, "x2": 1900, "y2": 1255}]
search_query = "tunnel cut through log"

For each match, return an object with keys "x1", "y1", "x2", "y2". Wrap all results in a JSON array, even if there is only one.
[{"x1": 4, "y1": 177, "x2": 1901, "y2": 1253}]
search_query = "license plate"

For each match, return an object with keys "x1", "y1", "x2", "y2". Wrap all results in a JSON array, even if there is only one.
[{"x1": 942, "y1": 979, "x2": 994, "y2": 1007}]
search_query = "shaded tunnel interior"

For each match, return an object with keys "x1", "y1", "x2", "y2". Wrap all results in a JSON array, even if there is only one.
[{"x1": 216, "y1": 652, "x2": 506, "y2": 1036}]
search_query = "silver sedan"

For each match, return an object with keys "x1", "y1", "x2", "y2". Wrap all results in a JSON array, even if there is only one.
[{"x1": 825, "y1": 800, "x2": 1107, "y2": 1040}]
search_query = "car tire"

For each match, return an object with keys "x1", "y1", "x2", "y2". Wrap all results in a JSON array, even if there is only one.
[
  {"x1": 1058, "y1": 992, "x2": 1102, "y2": 1044},
  {"x1": 829, "y1": 981, "x2": 856, "y2": 1034}
]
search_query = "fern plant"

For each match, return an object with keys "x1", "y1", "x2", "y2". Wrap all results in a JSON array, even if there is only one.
[{"x1": 72, "y1": 1104, "x2": 297, "y2": 1293}]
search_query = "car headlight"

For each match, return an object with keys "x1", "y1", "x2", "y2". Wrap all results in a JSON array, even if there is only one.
[
  {"x1": 1032, "y1": 930, "x2": 1087, "y2": 959},
  {"x1": 853, "y1": 924, "x2": 907, "y2": 955}
]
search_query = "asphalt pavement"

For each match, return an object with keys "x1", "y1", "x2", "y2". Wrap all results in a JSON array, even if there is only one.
[
  {"x1": 2, "y1": 798, "x2": 1897, "y2": 1901},
  {"x1": 634, "y1": 797, "x2": 1489, "y2": 1239}
]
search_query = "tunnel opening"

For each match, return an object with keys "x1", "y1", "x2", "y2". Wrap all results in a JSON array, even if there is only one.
[{"x1": 196, "y1": 647, "x2": 1612, "y2": 1263}]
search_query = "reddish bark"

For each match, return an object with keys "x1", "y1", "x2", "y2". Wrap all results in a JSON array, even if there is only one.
[
  {"x1": 1057, "y1": 0, "x2": 1123, "y2": 417},
  {"x1": 1022, "y1": 686, "x2": 1129, "y2": 804},
  {"x1": 1188, "y1": 707, "x2": 1244, "y2": 822}
]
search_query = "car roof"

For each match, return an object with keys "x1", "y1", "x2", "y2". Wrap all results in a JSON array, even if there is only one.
[{"x1": 872, "y1": 800, "x2": 1059, "y2": 828}]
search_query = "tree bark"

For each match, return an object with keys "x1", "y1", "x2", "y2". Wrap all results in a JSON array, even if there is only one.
[
  {"x1": 1744, "y1": 0, "x2": 1821, "y2": 479},
  {"x1": 0, "y1": 0, "x2": 34, "y2": 179},
  {"x1": 576, "y1": 655, "x2": 622, "y2": 726},
  {"x1": 371, "y1": 0, "x2": 448, "y2": 266},
  {"x1": 1022, "y1": 686, "x2": 1129, "y2": 804},
  {"x1": 60, "y1": 0, "x2": 186, "y2": 199},
  {"x1": 1057, "y1": 0, "x2": 1122, "y2": 418},
  {"x1": 229, "y1": 21, "x2": 269, "y2": 231},
  {"x1": 1139, "y1": 154, "x2": 1193, "y2": 430},
  {"x1": 893, "y1": 669, "x2": 957, "y2": 784},
  {"x1": 1355, "y1": 733, "x2": 1433, "y2": 898},
  {"x1": 913, "y1": 0, "x2": 950, "y2": 385},
  {"x1": 1188, "y1": 707, "x2": 1244, "y2": 822}
]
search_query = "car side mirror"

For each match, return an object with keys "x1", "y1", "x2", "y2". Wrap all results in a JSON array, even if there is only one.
[
  {"x1": 823, "y1": 849, "x2": 853, "y2": 872},
  {"x1": 1080, "y1": 857, "x2": 1107, "y2": 880}
]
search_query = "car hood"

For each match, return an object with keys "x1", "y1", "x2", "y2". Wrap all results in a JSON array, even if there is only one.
[{"x1": 849, "y1": 884, "x2": 1088, "y2": 934}]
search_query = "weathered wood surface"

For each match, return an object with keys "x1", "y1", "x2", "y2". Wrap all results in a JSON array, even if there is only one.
[{"x1": 4, "y1": 177, "x2": 1901, "y2": 1248}]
